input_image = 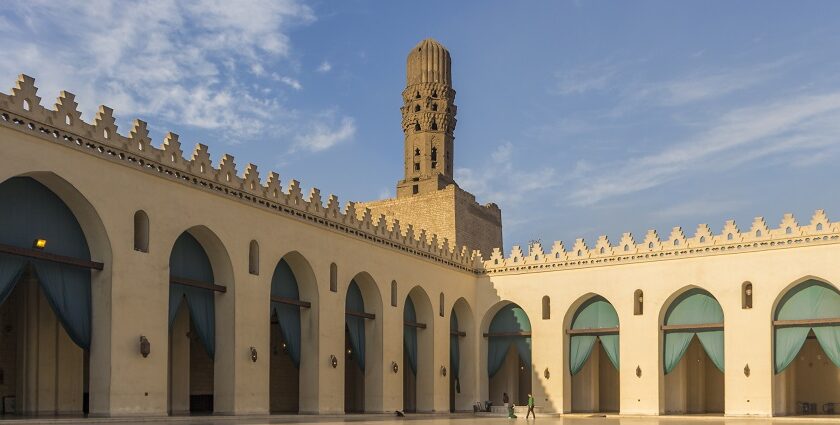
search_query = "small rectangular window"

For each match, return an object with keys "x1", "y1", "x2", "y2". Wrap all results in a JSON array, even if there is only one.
[{"x1": 412, "y1": 185, "x2": 419, "y2": 195}]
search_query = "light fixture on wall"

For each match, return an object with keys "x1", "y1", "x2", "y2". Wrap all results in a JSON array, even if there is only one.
[
  {"x1": 635, "y1": 366, "x2": 642, "y2": 378},
  {"x1": 33, "y1": 238, "x2": 47, "y2": 249},
  {"x1": 139, "y1": 335, "x2": 150, "y2": 358},
  {"x1": 250, "y1": 347, "x2": 258, "y2": 362},
  {"x1": 330, "y1": 355, "x2": 338, "y2": 368},
  {"x1": 441, "y1": 366, "x2": 447, "y2": 377},
  {"x1": 743, "y1": 364, "x2": 750, "y2": 377},
  {"x1": 392, "y1": 361, "x2": 399, "y2": 373},
  {"x1": 544, "y1": 368, "x2": 550, "y2": 379}
]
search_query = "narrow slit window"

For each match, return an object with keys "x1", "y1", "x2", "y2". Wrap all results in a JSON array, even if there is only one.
[
  {"x1": 133, "y1": 210, "x2": 149, "y2": 253},
  {"x1": 391, "y1": 281, "x2": 398, "y2": 307},
  {"x1": 439, "y1": 293, "x2": 445, "y2": 317},
  {"x1": 542, "y1": 296, "x2": 550, "y2": 320},
  {"x1": 742, "y1": 282, "x2": 753, "y2": 309},
  {"x1": 248, "y1": 240, "x2": 259, "y2": 275},
  {"x1": 634, "y1": 289, "x2": 644, "y2": 315},
  {"x1": 330, "y1": 263, "x2": 338, "y2": 293}
]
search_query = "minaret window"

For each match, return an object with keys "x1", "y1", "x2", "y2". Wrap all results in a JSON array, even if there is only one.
[
  {"x1": 415, "y1": 91, "x2": 421, "y2": 99},
  {"x1": 414, "y1": 122, "x2": 421, "y2": 131},
  {"x1": 431, "y1": 120, "x2": 438, "y2": 130},
  {"x1": 414, "y1": 104, "x2": 420, "y2": 112},
  {"x1": 414, "y1": 163, "x2": 420, "y2": 171},
  {"x1": 431, "y1": 147, "x2": 437, "y2": 161},
  {"x1": 431, "y1": 103, "x2": 438, "y2": 111},
  {"x1": 414, "y1": 148, "x2": 420, "y2": 156},
  {"x1": 431, "y1": 90, "x2": 438, "y2": 98}
]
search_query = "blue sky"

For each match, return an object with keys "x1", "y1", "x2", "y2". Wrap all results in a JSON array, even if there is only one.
[{"x1": 3, "y1": 1, "x2": 840, "y2": 255}]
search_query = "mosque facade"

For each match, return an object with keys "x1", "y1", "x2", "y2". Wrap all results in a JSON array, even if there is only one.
[{"x1": 0, "y1": 38, "x2": 838, "y2": 418}]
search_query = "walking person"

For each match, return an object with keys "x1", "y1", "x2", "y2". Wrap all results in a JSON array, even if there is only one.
[{"x1": 526, "y1": 393, "x2": 536, "y2": 419}]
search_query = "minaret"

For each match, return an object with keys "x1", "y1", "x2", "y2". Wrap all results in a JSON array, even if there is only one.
[{"x1": 396, "y1": 38, "x2": 458, "y2": 197}]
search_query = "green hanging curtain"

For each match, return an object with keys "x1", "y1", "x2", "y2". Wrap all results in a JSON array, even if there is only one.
[
  {"x1": 569, "y1": 296, "x2": 620, "y2": 374},
  {"x1": 663, "y1": 289, "x2": 724, "y2": 373},
  {"x1": 270, "y1": 259, "x2": 301, "y2": 368},
  {"x1": 774, "y1": 280, "x2": 840, "y2": 373},
  {"x1": 169, "y1": 232, "x2": 216, "y2": 359},
  {"x1": 450, "y1": 312, "x2": 460, "y2": 393},
  {"x1": 404, "y1": 297, "x2": 418, "y2": 375},
  {"x1": 345, "y1": 280, "x2": 366, "y2": 371},
  {"x1": 0, "y1": 177, "x2": 93, "y2": 350},
  {"x1": 487, "y1": 303, "x2": 532, "y2": 377}
]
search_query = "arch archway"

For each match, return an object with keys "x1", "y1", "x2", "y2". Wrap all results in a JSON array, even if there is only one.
[
  {"x1": 343, "y1": 272, "x2": 383, "y2": 413},
  {"x1": 402, "y1": 286, "x2": 434, "y2": 413},
  {"x1": 449, "y1": 297, "x2": 476, "y2": 412},
  {"x1": 0, "y1": 175, "x2": 111, "y2": 415},
  {"x1": 483, "y1": 302, "x2": 532, "y2": 410},
  {"x1": 659, "y1": 287, "x2": 725, "y2": 414},
  {"x1": 268, "y1": 251, "x2": 318, "y2": 413},
  {"x1": 771, "y1": 277, "x2": 840, "y2": 416},
  {"x1": 564, "y1": 295, "x2": 620, "y2": 413},
  {"x1": 166, "y1": 226, "x2": 233, "y2": 415}
]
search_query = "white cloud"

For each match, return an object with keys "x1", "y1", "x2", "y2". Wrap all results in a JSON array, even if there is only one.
[
  {"x1": 317, "y1": 61, "x2": 332, "y2": 73},
  {"x1": 553, "y1": 63, "x2": 616, "y2": 95},
  {"x1": 0, "y1": 0, "x2": 322, "y2": 143},
  {"x1": 293, "y1": 116, "x2": 356, "y2": 153},
  {"x1": 273, "y1": 74, "x2": 303, "y2": 90},
  {"x1": 568, "y1": 91, "x2": 840, "y2": 206}
]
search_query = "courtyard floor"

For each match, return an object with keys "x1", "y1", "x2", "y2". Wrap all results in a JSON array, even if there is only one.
[{"x1": 2, "y1": 414, "x2": 840, "y2": 425}]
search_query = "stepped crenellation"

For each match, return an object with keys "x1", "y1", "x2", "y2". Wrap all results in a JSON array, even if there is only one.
[
  {"x1": 0, "y1": 74, "x2": 485, "y2": 273},
  {"x1": 485, "y1": 209, "x2": 838, "y2": 275}
]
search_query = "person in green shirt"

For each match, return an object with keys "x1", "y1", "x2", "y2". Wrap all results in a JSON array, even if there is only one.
[{"x1": 526, "y1": 394, "x2": 535, "y2": 419}]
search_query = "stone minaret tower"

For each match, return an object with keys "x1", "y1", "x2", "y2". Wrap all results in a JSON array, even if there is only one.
[
  {"x1": 396, "y1": 38, "x2": 457, "y2": 197},
  {"x1": 359, "y1": 38, "x2": 502, "y2": 257}
]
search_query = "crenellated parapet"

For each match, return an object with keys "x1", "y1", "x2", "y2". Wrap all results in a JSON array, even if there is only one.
[
  {"x1": 0, "y1": 74, "x2": 486, "y2": 273},
  {"x1": 484, "y1": 209, "x2": 840, "y2": 275}
]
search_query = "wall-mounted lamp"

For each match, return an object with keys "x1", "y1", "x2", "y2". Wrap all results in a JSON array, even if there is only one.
[
  {"x1": 744, "y1": 364, "x2": 750, "y2": 377},
  {"x1": 33, "y1": 238, "x2": 47, "y2": 250},
  {"x1": 250, "y1": 347, "x2": 258, "y2": 362},
  {"x1": 139, "y1": 335, "x2": 150, "y2": 358},
  {"x1": 636, "y1": 366, "x2": 642, "y2": 378},
  {"x1": 330, "y1": 355, "x2": 338, "y2": 368},
  {"x1": 544, "y1": 368, "x2": 550, "y2": 379},
  {"x1": 441, "y1": 366, "x2": 447, "y2": 377},
  {"x1": 392, "y1": 361, "x2": 399, "y2": 374}
]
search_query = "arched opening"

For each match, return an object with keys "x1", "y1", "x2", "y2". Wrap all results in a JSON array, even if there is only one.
[
  {"x1": 634, "y1": 290, "x2": 644, "y2": 315},
  {"x1": 267, "y1": 252, "x2": 318, "y2": 413},
  {"x1": 485, "y1": 303, "x2": 532, "y2": 412},
  {"x1": 772, "y1": 279, "x2": 840, "y2": 416},
  {"x1": 343, "y1": 273, "x2": 383, "y2": 413},
  {"x1": 449, "y1": 298, "x2": 475, "y2": 413},
  {"x1": 567, "y1": 296, "x2": 619, "y2": 413},
  {"x1": 742, "y1": 282, "x2": 753, "y2": 309},
  {"x1": 133, "y1": 210, "x2": 149, "y2": 253},
  {"x1": 0, "y1": 176, "x2": 104, "y2": 416},
  {"x1": 167, "y1": 228, "x2": 230, "y2": 415},
  {"x1": 402, "y1": 286, "x2": 434, "y2": 413},
  {"x1": 661, "y1": 288, "x2": 724, "y2": 414}
]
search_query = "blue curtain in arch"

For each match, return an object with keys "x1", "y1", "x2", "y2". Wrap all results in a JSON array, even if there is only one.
[
  {"x1": 487, "y1": 304, "x2": 532, "y2": 377},
  {"x1": 270, "y1": 259, "x2": 301, "y2": 368},
  {"x1": 450, "y1": 312, "x2": 460, "y2": 393},
  {"x1": 169, "y1": 232, "x2": 216, "y2": 359},
  {"x1": 569, "y1": 296, "x2": 620, "y2": 374},
  {"x1": 404, "y1": 297, "x2": 418, "y2": 374},
  {"x1": 346, "y1": 280, "x2": 366, "y2": 371},
  {"x1": 0, "y1": 177, "x2": 93, "y2": 349},
  {"x1": 663, "y1": 289, "x2": 724, "y2": 373},
  {"x1": 775, "y1": 280, "x2": 840, "y2": 372}
]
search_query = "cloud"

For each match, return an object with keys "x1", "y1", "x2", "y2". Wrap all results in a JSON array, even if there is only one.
[
  {"x1": 553, "y1": 63, "x2": 616, "y2": 95},
  {"x1": 273, "y1": 73, "x2": 303, "y2": 90},
  {"x1": 293, "y1": 115, "x2": 356, "y2": 153},
  {"x1": 0, "y1": 0, "x2": 327, "y2": 144},
  {"x1": 317, "y1": 61, "x2": 332, "y2": 73},
  {"x1": 567, "y1": 91, "x2": 840, "y2": 206}
]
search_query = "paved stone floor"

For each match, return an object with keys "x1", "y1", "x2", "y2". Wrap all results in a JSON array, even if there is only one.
[{"x1": 2, "y1": 414, "x2": 840, "y2": 425}]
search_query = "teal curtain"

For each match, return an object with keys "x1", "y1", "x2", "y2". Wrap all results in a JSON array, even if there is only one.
[
  {"x1": 404, "y1": 297, "x2": 418, "y2": 374},
  {"x1": 774, "y1": 280, "x2": 840, "y2": 372},
  {"x1": 270, "y1": 259, "x2": 301, "y2": 368},
  {"x1": 487, "y1": 303, "x2": 532, "y2": 377},
  {"x1": 570, "y1": 296, "x2": 620, "y2": 374},
  {"x1": 0, "y1": 177, "x2": 93, "y2": 349},
  {"x1": 450, "y1": 312, "x2": 460, "y2": 393},
  {"x1": 169, "y1": 232, "x2": 215, "y2": 359},
  {"x1": 569, "y1": 335, "x2": 597, "y2": 375},
  {"x1": 346, "y1": 280, "x2": 366, "y2": 371},
  {"x1": 663, "y1": 289, "x2": 724, "y2": 373}
]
